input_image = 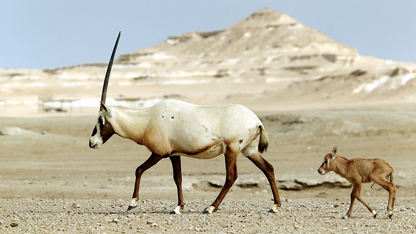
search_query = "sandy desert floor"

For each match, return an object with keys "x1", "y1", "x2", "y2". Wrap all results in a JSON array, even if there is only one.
[{"x1": 1, "y1": 98, "x2": 416, "y2": 233}]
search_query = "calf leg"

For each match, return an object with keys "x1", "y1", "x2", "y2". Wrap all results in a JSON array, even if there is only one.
[
  {"x1": 246, "y1": 152, "x2": 281, "y2": 212},
  {"x1": 372, "y1": 176, "x2": 396, "y2": 218},
  {"x1": 204, "y1": 147, "x2": 239, "y2": 214},
  {"x1": 346, "y1": 183, "x2": 376, "y2": 219},
  {"x1": 128, "y1": 153, "x2": 164, "y2": 211},
  {"x1": 344, "y1": 188, "x2": 357, "y2": 219},
  {"x1": 169, "y1": 156, "x2": 184, "y2": 214}
]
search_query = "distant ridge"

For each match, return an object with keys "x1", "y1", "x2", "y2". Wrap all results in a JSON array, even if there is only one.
[
  {"x1": 120, "y1": 8, "x2": 358, "y2": 61},
  {"x1": 1, "y1": 8, "x2": 416, "y2": 110}
]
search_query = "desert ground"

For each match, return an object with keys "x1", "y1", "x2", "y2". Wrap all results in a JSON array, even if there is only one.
[{"x1": 1, "y1": 87, "x2": 416, "y2": 233}]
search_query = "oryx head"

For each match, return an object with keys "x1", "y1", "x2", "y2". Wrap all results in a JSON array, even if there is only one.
[
  {"x1": 317, "y1": 145, "x2": 338, "y2": 175},
  {"x1": 89, "y1": 32, "x2": 121, "y2": 149}
]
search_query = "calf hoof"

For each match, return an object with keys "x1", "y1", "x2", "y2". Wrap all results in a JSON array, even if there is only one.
[
  {"x1": 388, "y1": 211, "x2": 393, "y2": 218},
  {"x1": 372, "y1": 210, "x2": 378, "y2": 218}
]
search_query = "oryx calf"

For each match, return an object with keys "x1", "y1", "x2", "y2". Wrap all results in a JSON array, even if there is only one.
[
  {"x1": 89, "y1": 32, "x2": 282, "y2": 214},
  {"x1": 317, "y1": 146, "x2": 396, "y2": 219}
]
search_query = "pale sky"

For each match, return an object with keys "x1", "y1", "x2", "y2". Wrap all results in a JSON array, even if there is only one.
[{"x1": 1, "y1": 1, "x2": 416, "y2": 69}]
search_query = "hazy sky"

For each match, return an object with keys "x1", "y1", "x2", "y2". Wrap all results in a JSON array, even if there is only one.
[{"x1": 1, "y1": 1, "x2": 416, "y2": 69}]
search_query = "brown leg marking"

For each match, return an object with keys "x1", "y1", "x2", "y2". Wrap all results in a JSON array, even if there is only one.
[
  {"x1": 246, "y1": 153, "x2": 281, "y2": 207},
  {"x1": 170, "y1": 156, "x2": 184, "y2": 209},
  {"x1": 207, "y1": 147, "x2": 239, "y2": 212},
  {"x1": 128, "y1": 153, "x2": 164, "y2": 211}
]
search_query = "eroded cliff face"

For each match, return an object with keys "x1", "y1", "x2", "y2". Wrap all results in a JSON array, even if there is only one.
[{"x1": 1, "y1": 8, "x2": 416, "y2": 111}]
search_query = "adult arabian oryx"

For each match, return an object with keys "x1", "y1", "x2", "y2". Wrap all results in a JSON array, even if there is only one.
[{"x1": 89, "y1": 32, "x2": 282, "y2": 214}]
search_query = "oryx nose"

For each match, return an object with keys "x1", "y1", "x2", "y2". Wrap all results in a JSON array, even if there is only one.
[
  {"x1": 89, "y1": 141, "x2": 94, "y2": 148},
  {"x1": 317, "y1": 169, "x2": 321, "y2": 174}
]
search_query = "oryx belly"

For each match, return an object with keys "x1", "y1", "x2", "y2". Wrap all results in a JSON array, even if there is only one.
[{"x1": 173, "y1": 141, "x2": 226, "y2": 159}]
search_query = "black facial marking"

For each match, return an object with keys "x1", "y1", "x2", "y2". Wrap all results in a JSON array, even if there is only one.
[
  {"x1": 92, "y1": 116, "x2": 115, "y2": 144},
  {"x1": 91, "y1": 126, "x2": 97, "y2": 136}
]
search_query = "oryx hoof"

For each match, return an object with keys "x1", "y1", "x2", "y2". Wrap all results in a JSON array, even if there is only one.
[
  {"x1": 342, "y1": 215, "x2": 350, "y2": 219},
  {"x1": 169, "y1": 206, "x2": 183, "y2": 215},
  {"x1": 269, "y1": 203, "x2": 280, "y2": 213},
  {"x1": 127, "y1": 198, "x2": 138, "y2": 211},
  {"x1": 203, "y1": 206, "x2": 216, "y2": 214},
  {"x1": 373, "y1": 210, "x2": 378, "y2": 218}
]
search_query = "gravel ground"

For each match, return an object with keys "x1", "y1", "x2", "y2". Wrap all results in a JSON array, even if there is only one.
[{"x1": 1, "y1": 197, "x2": 415, "y2": 233}]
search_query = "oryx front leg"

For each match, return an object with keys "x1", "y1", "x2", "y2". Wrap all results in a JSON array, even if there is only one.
[
  {"x1": 169, "y1": 156, "x2": 184, "y2": 214},
  {"x1": 127, "y1": 153, "x2": 164, "y2": 211},
  {"x1": 204, "y1": 147, "x2": 238, "y2": 214}
]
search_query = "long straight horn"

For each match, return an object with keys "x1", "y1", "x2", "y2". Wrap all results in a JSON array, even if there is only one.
[{"x1": 100, "y1": 31, "x2": 121, "y2": 107}]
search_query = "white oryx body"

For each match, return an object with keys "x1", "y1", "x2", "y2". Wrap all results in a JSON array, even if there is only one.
[
  {"x1": 89, "y1": 32, "x2": 281, "y2": 214},
  {"x1": 91, "y1": 99, "x2": 264, "y2": 159}
]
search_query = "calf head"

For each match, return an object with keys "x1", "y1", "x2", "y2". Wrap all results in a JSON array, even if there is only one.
[{"x1": 317, "y1": 145, "x2": 338, "y2": 175}]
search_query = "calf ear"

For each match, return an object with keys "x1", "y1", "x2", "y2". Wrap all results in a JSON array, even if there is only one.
[{"x1": 331, "y1": 145, "x2": 338, "y2": 159}]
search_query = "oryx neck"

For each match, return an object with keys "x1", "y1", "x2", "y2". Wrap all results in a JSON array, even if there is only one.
[{"x1": 110, "y1": 107, "x2": 150, "y2": 144}]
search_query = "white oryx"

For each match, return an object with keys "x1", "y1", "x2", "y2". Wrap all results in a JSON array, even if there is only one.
[{"x1": 89, "y1": 32, "x2": 282, "y2": 214}]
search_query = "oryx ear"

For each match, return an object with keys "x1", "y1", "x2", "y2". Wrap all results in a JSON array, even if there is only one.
[
  {"x1": 100, "y1": 102, "x2": 109, "y2": 112},
  {"x1": 331, "y1": 145, "x2": 338, "y2": 159}
]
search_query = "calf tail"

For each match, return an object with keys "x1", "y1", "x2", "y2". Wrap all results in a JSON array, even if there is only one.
[
  {"x1": 389, "y1": 169, "x2": 395, "y2": 182},
  {"x1": 372, "y1": 168, "x2": 395, "y2": 189},
  {"x1": 258, "y1": 125, "x2": 269, "y2": 153}
]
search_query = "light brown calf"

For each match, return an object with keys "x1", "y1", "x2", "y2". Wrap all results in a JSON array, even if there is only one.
[{"x1": 317, "y1": 146, "x2": 396, "y2": 219}]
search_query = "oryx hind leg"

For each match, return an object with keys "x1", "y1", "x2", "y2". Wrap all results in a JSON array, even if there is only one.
[
  {"x1": 204, "y1": 146, "x2": 239, "y2": 214},
  {"x1": 243, "y1": 149, "x2": 281, "y2": 213},
  {"x1": 169, "y1": 156, "x2": 184, "y2": 214},
  {"x1": 128, "y1": 153, "x2": 164, "y2": 211}
]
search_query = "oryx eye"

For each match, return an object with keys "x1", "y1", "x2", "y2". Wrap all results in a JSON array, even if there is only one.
[
  {"x1": 98, "y1": 116, "x2": 105, "y2": 125},
  {"x1": 324, "y1": 160, "x2": 328, "y2": 164}
]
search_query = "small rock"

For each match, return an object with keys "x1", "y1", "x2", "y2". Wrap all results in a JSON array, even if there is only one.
[
  {"x1": 10, "y1": 223, "x2": 19, "y2": 227},
  {"x1": 147, "y1": 221, "x2": 158, "y2": 227}
]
